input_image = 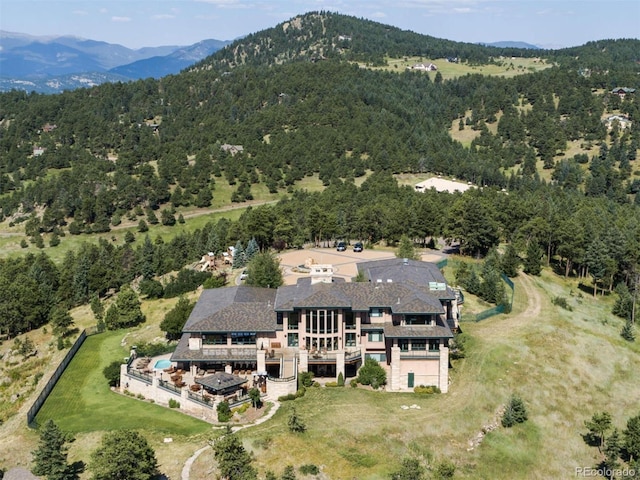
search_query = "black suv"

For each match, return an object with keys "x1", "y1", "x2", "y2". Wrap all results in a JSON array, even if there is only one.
[
  {"x1": 353, "y1": 242, "x2": 363, "y2": 252},
  {"x1": 336, "y1": 242, "x2": 347, "y2": 252}
]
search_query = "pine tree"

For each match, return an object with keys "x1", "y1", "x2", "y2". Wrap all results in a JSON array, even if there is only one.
[
  {"x1": 523, "y1": 241, "x2": 542, "y2": 276},
  {"x1": 245, "y1": 237, "x2": 259, "y2": 263},
  {"x1": 90, "y1": 430, "x2": 157, "y2": 480},
  {"x1": 396, "y1": 234, "x2": 419, "y2": 260},
  {"x1": 31, "y1": 419, "x2": 76, "y2": 480},
  {"x1": 621, "y1": 321, "x2": 635, "y2": 342},
  {"x1": 232, "y1": 241, "x2": 245, "y2": 269},
  {"x1": 501, "y1": 243, "x2": 520, "y2": 277},
  {"x1": 212, "y1": 434, "x2": 257, "y2": 479},
  {"x1": 502, "y1": 394, "x2": 528, "y2": 427},
  {"x1": 288, "y1": 408, "x2": 306, "y2": 433},
  {"x1": 585, "y1": 411, "x2": 612, "y2": 449}
]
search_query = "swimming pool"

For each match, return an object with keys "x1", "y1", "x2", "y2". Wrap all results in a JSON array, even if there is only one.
[{"x1": 154, "y1": 359, "x2": 172, "y2": 370}]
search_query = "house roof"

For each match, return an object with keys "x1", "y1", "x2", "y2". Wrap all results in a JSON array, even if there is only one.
[
  {"x1": 182, "y1": 286, "x2": 277, "y2": 333},
  {"x1": 196, "y1": 372, "x2": 247, "y2": 393},
  {"x1": 357, "y1": 258, "x2": 456, "y2": 300},
  {"x1": 274, "y1": 281, "x2": 444, "y2": 314},
  {"x1": 611, "y1": 87, "x2": 636, "y2": 94}
]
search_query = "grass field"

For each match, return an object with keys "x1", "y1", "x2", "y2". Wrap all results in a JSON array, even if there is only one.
[{"x1": 362, "y1": 56, "x2": 551, "y2": 80}]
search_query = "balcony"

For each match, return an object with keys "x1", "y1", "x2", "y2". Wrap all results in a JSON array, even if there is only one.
[{"x1": 399, "y1": 349, "x2": 440, "y2": 359}]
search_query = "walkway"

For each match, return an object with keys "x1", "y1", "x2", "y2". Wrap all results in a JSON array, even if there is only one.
[{"x1": 180, "y1": 399, "x2": 281, "y2": 480}]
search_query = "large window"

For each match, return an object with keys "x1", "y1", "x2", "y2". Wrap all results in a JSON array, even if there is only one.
[
  {"x1": 405, "y1": 315, "x2": 431, "y2": 325},
  {"x1": 287, "y1": 312, "x2": 299, "y2": 330},
  {"x1": 345, "y1": 311, "x2": 356, "y2": 330},
  {"x1": 306, "y1": 310, "x2": 338, "y2": 334},
  {"x1": 370, "y1": 307, "x2": 384, "y2": 317},
  {"x1": 412, "y1": 340, "x2": 426, "y2": 351},
  {"x1": 203, "y1": 334, "x2": 226, "y2": 345},
  {"x1": 231, "y1": 332, "x2": 256, "y2": 345},
  {"x1": 367, "y1": 331, "x2": 384, "y2": 342},
  {"x1": 429, "y1": 340, "x2": 440, "y2": 351},
  {"x1": 287, "y1": 333, "x2": 299, "y2": 347},
  {"x1": 345, "y1": 333, "x2": 356, "y2": 347},
  {"x1": 399, "y1": 339, "x2": 409, "y2": 351},
  {"x1": 365, "y1": 353, "x2": 387, "y2": 362}
]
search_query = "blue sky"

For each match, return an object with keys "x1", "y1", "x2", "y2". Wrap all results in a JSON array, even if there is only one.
[{"x1": 1, "y1": 0, "x2": 638, "y2": 50}]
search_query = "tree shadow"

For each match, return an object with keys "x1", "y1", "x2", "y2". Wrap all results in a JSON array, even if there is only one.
[
  {"x1": 69, "y1": 460, "x2": 85, "y2": 479},
  {"x1": 580, "y1": 432, "x2": 601, "y2": 449}
]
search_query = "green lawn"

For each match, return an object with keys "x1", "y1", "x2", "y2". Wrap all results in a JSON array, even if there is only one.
[{"x1": 35, "y1": 330, "x2": 211, "y2": 435}]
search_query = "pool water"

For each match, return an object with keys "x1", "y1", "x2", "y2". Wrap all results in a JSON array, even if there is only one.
[{"x1": 154, "y1": 359, "x2": 172, "y2": 369}]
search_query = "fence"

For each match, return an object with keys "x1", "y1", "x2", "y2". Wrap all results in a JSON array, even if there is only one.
[
  {"x1": 27, "y1": 328, "x2": 97, "y2": 428},
  {"x1": 473, "y1": 273, "x2": 515, "y2": 322}
]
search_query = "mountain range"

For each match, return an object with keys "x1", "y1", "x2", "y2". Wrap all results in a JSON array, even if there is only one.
[{"x1": 0, "y1": 31, "x2": 230, "y2": 93}]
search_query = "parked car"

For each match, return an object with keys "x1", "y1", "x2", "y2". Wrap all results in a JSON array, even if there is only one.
[
  {"x1": 336, "y1": 241, "x2": 347, "y2": 252},
  {"x1": 353, "y1": 242, "x2": 363, "y2": 252},
  {"x1": 240, "y1": 270, "x2": 248, "y2": 280}
]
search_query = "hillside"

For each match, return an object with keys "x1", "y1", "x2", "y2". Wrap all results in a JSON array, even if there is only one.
[{"x1": 0, "y1": 10, "x2": 639, "y2": 478}]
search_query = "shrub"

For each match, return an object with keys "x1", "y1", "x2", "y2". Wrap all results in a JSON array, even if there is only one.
[
  {"x1": 325, "y1": 381, "x2": 339, "y2": 387},
  {"x1": 552, "y1": 296, "x2": 573, "y2": 311},
  {"x1": 217, "y1": 401, "x2": 232, "y2": 422},
  {"x1": 134, "y1": 341, "x2": 175, "y2": 357},
  {"x1": 278, "y1": 393, "x2": 297, "y2": 402},
  {"x1": 103, "y1": 361, "x2": 122, "y2": 387},
  {"x1": 299, "y1": 464, "x2": 320, "y2": 475},
  {"x1": 356, "y1": 358, "x2": 386, "y2": 388},
  {"x1": 414, "y1": 385, "x2": 441, "y2": 394},
  {"x1": 163, "y1": 269, "x2": 211, "y2": 298},
  {"x1": 298, "y1": 371, "x2": 315, "y2": 388},
  {"x1": 337, "y1": 372, "x2": 344, "y2": 386},
  {"x1": 168, "y1": 398, "x2": 180, "y2": 409},
  {"x1": 139, "y1": 279, "x2": 164, "y2": 299},
  {"x1": 350, "y1": 379, "x2": 358, "y2": 388},
  {"x1": 502, "y1": 394, "x2": 528, "y2": 427},
  {"x1": 232, "y1": 403, "x2": 250, "y2": 414}
]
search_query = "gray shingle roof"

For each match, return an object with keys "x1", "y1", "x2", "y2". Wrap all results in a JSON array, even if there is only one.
[
  {"x1": 183, "y1": 286, "x2": 277, "y2": 333},
  {"x1": 196, "y1": 372, "x2": 247, "y2": 393},
  {"x1": 275, "y1": 281, "x2": 444, "y2": 314},
  {"x1": 357, "y1": 258, "x2": 456, "y2": 300}
]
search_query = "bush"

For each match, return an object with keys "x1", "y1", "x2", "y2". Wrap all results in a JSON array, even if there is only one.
[
  {"x1": 299, "y1": 464, "x2": 320, "y2": 475},
  {"x1": 298, "y1": 371, "x2": 315, "y2": 388},
  {"x1": 163, "y1": 269, "x2": 212, "y2": 298},
  {"x1": 139, "y1": 278, "x2": 164, "y2": 299},
  {"x1": 203, "y1": 274, "x2": 227, "y2": 289},
  {"x1": 502, "y1": 394, "x2": 528, "y2": 428},
  {"x1": 103, "y1": 361, "x2": 122, "y2": 387},
  {"x1": 414, "y1": 385, "x2": 441, "y2": 394},
  {"x1": 337, "y1": 372, "x2": 344, "y2": 386},
  {"x1": 325, "y1": 381, "x2": 339, "y2": 387},
  {"x1": 350, "y1": 379, "x2": 358, "y2": 388},
  {"x1": 168, "y1": 398, "x2": 180, "y2": 409},
  {"x1": 552, "y1": 296, "x2": 573, "y2": 311},
  {"x1": 217, "y1": 401, "x2": 232, "y2": 422},
  {"x1": 356, "y1": 358, "x2": 386, "y2": 388},
  {"x1": 134, "y1": 341, "x2": 175, "y2": 357}
]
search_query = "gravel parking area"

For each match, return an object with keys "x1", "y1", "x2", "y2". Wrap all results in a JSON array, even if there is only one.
[{"x1": 277, "y1": 247, "x2": 447, "y2": 285}]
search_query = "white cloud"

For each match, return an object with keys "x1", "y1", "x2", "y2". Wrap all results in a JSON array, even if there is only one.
[
  {"x1": 112, "y1": 16, "x2": 132, "y2": 23},
  {"x1": 152, "y1": 14, "x2": 176, "y2": 20},
  {"x1": 72, "y1": 10, "x2": 88, "y2": 16}
]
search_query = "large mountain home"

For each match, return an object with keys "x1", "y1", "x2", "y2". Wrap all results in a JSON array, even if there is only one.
[{"x1": 171, "y1": 258, "x2": 460, "y2": 393}]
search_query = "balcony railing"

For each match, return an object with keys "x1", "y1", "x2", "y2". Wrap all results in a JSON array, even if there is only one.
[
  {"x1": 158, "y1": 379, "x2": 182, "y2": 395},
  {"x1": 126, "y1": 368, "x2": 152, "y2": 384},
  {"x1": 399, "y1": 350, "x2": 440, "y2": 358}
]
